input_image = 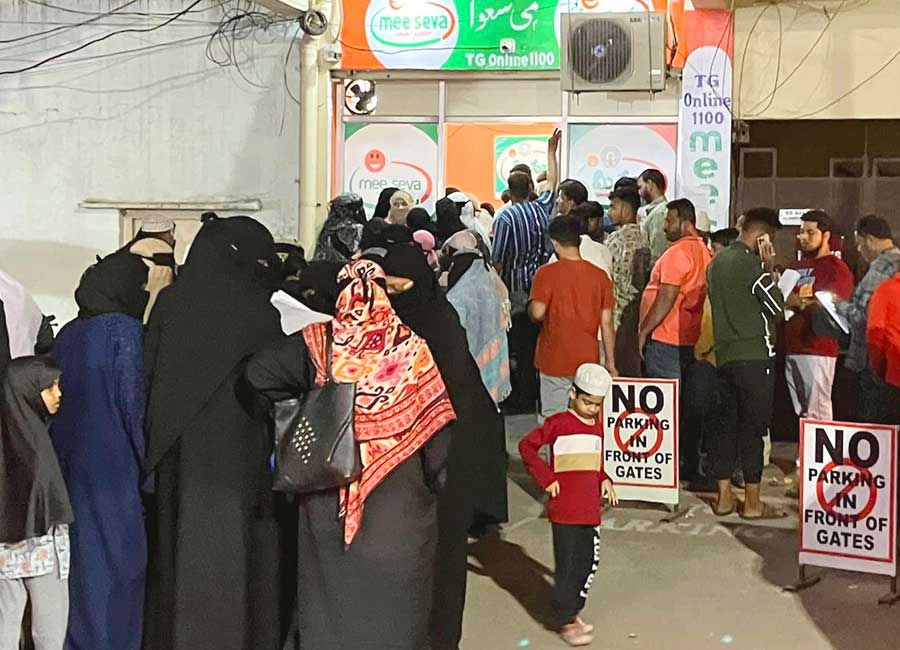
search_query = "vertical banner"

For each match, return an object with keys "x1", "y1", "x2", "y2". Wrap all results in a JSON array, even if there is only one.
[
  {"x1": 675, "y1": 10, "x2": 733, "y2": 230},
  {"x1": 568, "y1": 124, "x2": 677, "y2": 205},
  {"x1": 343, "y1": 123, "x2": 439, "y2": 214},
  {"x1": 799, "y1": 419, "x2": 897, "y2": 577},
  {"x1": 602, "y1": 378, "x2": 679, "y2": 506}
]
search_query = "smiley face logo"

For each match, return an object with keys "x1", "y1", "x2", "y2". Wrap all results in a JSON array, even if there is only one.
[
  {"x1": 587, "y1": 154, "x2": 599, "y2": 168},
  {"x1": 581, "y1": 0, "x2": 600, "y2": 8},
  {"x1": 365, "y1": 149, "x2": 386, "y2": 173}
]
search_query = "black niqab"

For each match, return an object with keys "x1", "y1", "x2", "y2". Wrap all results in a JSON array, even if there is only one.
[
  {"x1": 435, "y1": 197, "x2": 466, "y2": 245},
  {"x1": 372, "y1": 186, "x2": 400, "y2": 221},
  {"x1": 75, "y1": 249, "x2": 149, "y2": 321},
  {"x1": 281, "y1": 261, "x2": 343, "y2": 316},
  {"x1": 0, "y1": 356, "x2": 72, "y2": 543},
  {"x1": 144, "y1": 216, "x2": 283, "y2": 471}
]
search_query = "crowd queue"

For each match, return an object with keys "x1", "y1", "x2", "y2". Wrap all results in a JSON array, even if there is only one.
[{"x1": 2, "y1": 128, "x2": 900, "y2": 649}]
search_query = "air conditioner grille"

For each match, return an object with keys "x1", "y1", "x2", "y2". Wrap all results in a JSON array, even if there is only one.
[{"x1": 569, "y1": 19, "x2": 632, "y2": 84}]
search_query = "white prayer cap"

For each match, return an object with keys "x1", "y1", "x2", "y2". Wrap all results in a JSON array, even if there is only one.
[
  {"x1": 573, "y1": 363, "x2": 613, "y2": 398},
  {"x1": 140, "y1": 218, "x2": 175, "y2": 234}
]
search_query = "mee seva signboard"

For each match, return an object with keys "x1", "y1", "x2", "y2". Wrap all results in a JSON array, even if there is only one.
[{"x1": 339, "y1": 0, "x2": 666, "y2": 71}]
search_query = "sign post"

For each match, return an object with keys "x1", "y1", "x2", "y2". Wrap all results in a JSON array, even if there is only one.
[
  {"x1": 602, "y1": 378, "x2": 679, "y2": 508},
  {"x1": 788, "y1": 419, "x2": 899, "y2": 605}
]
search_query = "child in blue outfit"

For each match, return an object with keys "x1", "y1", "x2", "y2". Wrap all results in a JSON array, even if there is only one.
[{"x1": 518, "y1": 363, "x2": 618, "y2": 647}]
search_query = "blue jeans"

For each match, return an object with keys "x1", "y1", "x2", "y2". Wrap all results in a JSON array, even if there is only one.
[{"x1": 643, "y1": 339, "x2": 695, "y2": 380}]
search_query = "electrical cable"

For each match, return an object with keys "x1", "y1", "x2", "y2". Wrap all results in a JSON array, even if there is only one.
[
  {"x1": 0, "y1": 0, "x2": 206, "y2": 75},
  {"x1": 0, "y1": 0, "x2": 142, "y2": 45},
  {"x1": 735, "y1": 3, "x2": 771, "y2": 119},
  {"x1": 744, "y1": 0, "x2": 846, "y2": 116},
  {"x1": 24, "y1": 0, "x2": 226, "y2": 18},
  {"x1": 750, "y1": 3, "x2": 783, "y2": 117},
  {"x1": 792, "y1": 44, "x2": 900, "y2": 118}
]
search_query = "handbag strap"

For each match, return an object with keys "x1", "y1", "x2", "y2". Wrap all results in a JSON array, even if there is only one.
[{"x1": 324, "y1": 321, "x2": 334, "y2": 384}]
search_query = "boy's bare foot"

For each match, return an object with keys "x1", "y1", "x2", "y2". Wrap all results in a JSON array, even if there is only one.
[
  {"x1": 560, "y1": 623, "x2": 593, "y2": 647},
  {"x1": 713, "y1": 479, "x2": 736, "y2": 515}
]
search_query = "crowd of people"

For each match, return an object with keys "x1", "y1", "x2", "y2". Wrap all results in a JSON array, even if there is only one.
[{"x1": 2, "y1": 127, "x2": 900, "y2": 649}]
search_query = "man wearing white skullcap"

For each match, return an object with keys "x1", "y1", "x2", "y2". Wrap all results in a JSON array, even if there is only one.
[{"x1": 137, "y1": 218, "x2": 176, "y2": 248}]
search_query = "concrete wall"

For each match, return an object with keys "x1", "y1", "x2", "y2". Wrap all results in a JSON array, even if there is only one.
[
  {"x1": 0, "y1": 1, "x2": 300, "y2": 323},
  {"x1": 733, "y1": 0, "x2": 900, "y2": 120}
]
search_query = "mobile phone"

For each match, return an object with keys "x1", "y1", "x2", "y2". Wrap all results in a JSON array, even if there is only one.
[{"x1": 757, "y1": 233, "x2": 775, "y2": 258}]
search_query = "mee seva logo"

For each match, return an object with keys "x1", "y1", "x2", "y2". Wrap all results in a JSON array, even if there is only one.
[
  {"x1": 349, "y1": 148, "x2": 434, "y2": 212},
  {"x1": 366, "y1": 0, "x2": 459, "y2": 68}
]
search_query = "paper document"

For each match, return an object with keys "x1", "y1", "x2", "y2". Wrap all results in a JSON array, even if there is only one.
[
  {"x1": 270, "y1": 290, "x2": 331, "y2": 335},
  {"x1": 778, "y1": 269, "x2": 801, "y2": 299},
  {"x1": 815, "y1": 291, "x2": 850, "y2": 334}
]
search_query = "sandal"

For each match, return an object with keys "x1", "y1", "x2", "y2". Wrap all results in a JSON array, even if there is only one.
[
  {"x1": 711, "y1": 500, "x2": 736, "y2": 516},
  {"x1": 740, "y1": 503, "x2": 787, "y2": 520},
  {"x1": 560, "y1": 623, "x2": 593, "y2": 647}
]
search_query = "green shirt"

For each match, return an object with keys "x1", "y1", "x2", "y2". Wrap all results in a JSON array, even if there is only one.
[
  {"x1": 640, "y1": 196, "x2": 669, "y2": 265},
  {"x1": 707, "y1": 241, "x2": 785, "y2": 366}
]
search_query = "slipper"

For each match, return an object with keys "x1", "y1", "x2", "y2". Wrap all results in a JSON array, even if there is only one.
[
  {"x1": 560, "y1": 624, "x2": 593, "y2": 647},
  {"x1": 575, "y1": 616, "x2": 594, "y2": 634},
  {"x1": 711, "y1": 501, "x2": 736, "y2": 517},
  {"x1": 740, "y1": 503, "x2": 787, "y2": 520}
]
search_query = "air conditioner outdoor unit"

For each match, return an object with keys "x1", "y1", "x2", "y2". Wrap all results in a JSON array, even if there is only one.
[{"x1": 561, "y1": 12, "x2": 666, "y2": 93}]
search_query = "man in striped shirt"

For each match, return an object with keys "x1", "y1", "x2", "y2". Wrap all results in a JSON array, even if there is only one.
[
  {"x1": 492, "y1": 129, "x2": 560, "y2": 413},
  {"x1": 707, "y1": 207, "x2": 785, "y2": 519},
  {"x1": 492, "y1": 129, "x2": 560, "y2": 296}
]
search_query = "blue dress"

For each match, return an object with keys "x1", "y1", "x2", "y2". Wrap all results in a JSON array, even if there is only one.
[{"x1": 51, "y1": 314, "x2": 147, "y2": 650}]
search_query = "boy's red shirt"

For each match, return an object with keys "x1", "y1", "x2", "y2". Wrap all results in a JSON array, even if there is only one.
[{"x1": 518, "y1": 410, "x2": 612, "y2": 526}]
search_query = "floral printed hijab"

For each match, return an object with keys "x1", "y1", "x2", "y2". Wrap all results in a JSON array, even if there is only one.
[{"x1": 302, "y1": 259, "x2": 455, "y2": 544}]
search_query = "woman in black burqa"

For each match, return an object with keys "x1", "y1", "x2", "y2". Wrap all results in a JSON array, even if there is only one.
[
  {"x1": 363, "y1": 243, "x2": 508, "y2": 650},
  {"x1": 142, "y1": 216, "x2": 286, "y2": 650}
]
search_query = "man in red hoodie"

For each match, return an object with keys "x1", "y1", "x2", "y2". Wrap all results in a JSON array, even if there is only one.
[{"x1": 518, "y1": 364, "x2": 618, "y2": 647}]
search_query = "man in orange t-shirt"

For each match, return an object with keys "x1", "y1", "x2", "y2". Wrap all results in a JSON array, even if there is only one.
[
  {"x1": 530, "y1": 216, "x2": 617, "y2": 421},
  {"x1": 639, "y1": 198, "x2": 712, "y2": 380}
]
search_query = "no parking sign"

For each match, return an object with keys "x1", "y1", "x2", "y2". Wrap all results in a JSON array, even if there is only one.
[
  {"x1": 602, "y1": 378, "x2": 679, "y2": 506},
  {"x1": 799, "y1": 419, "x2": 898, "y2": 577}
]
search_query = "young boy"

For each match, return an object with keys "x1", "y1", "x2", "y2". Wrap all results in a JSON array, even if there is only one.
[
  {"x1": 529, "y1": 215, "x2": 616, "y2": 422},
  {"x1": 518, "y1": 363, "x2": 618, "y2": 647}
]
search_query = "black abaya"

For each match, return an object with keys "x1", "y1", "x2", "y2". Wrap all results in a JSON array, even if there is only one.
[
  {"x1": 366, "y1": 244, "x2": 509, "y2": 650},
  {"x1": 246, "y1": 335, "x2": 440, "y2": 650},
  {"x1": 142, "y1": 217, "x2": 286, "y2": 650}
]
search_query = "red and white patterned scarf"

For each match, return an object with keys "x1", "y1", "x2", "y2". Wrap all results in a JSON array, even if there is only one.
[{"x1": 303, "y1": 259, "x2": 455, "y2": 545}]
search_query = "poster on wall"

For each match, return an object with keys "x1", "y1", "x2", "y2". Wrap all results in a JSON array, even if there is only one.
[
  {"x1": 494, "y1": 136, "x2": 548, "y2": 199},
  {"x1": 343, "y1": 123, "x2": 439, "y2": 214},
  {"x1": 675, "y1": 10, "x2": 733, "y2": 231},
  {"x1": 567, "y1": 124, "x2": 677, "y2": 204},
  {"x1": 339, "y1": 0, "x2": 668, "y2": 71}
]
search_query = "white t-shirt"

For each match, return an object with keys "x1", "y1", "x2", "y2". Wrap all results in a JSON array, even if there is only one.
[{"x1": 549, "y1": 235, "x2": 612, "y2": 277}]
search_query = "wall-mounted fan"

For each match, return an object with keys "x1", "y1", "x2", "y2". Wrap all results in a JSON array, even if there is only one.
[{"x1": 345, "y1": 79, "x2": 377, "y2": 115}]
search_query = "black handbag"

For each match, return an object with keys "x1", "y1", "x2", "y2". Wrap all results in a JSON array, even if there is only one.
[{"x1": 272, "y1": 324, "x2": 361, "y2": 493}]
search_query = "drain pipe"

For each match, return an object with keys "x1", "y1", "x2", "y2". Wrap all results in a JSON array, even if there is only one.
[{"x1": 298, "y1": 29, "x2": 320, "y2": 251}]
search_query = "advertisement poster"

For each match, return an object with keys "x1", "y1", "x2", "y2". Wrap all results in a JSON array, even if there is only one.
[
  {"x1": 340, "y1": 0, "x2": 669, "y2": 71},
  {"x1": 675, "y1": 10, "x2": 733, "y2": 230},
  {"x1": 445, "y1": 122, "x2": 556, "y2": 208},
  {"x1": 567, "y1": 123, "x2": 677, "y2": 204},
  {"x1": 799, "y1": 419, "x2": 897, "y2": 577},
  {"x1": 494, "y1": 136, "x2": 548, "y2": 198},
  {"x1": 602, "y1": 378, "x2": 679, "y2": 506},
  {"x1": 343, "y1": 123, "x2": 439, "y2": 213}
]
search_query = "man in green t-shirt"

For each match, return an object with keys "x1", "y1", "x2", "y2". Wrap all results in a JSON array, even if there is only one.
[{"x1": 707, "y1": 207, "x2": 785, "y2": 519}]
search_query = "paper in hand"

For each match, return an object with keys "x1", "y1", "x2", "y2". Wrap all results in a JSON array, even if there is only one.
[
  {"x1": 815, "y1": 291, "x2": 850, "y2": 334},
  {"x1": 270, "y1": 290, "x2": 331, "y2": 335}
]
